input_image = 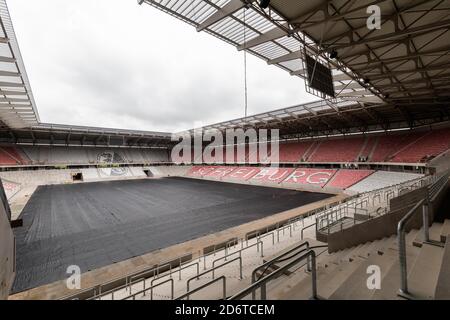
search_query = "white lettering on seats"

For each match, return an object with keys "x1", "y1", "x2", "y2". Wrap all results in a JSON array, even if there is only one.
[
  {"x1": 284, "y1": 170, "x2": 307, "y2": 183},
  {"x1": 306, "y1": 172, "x2": 332, "y2": 184}
]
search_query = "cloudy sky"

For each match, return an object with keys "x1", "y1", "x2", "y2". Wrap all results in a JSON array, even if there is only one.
[{"x1": 8, "y1": 0, "x2": 316, "y2": 132}]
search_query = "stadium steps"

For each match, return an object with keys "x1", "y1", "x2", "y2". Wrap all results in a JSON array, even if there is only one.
[
  {"x1": 328, "y1": 248, "x2": 398, "y2": 300},
  {"x1": 270, "y1": 225, "x2": 450, "y2": 300},
  {"x1": 413, "y1": 222, "x2": 443, "y2": 247},
  {"x1": 370, "y1": 244, "x2": 421, "y2": 300},
  {"x1": 407, "y1": 242, "x2": 444, "y2": 299},
  {"x1": 434, "y1": 237, "x2": 450, "y2": 299},
  {"x1": 440, "y1": 219, "x2": 450, "y2": 243},
  {"x1": 367, "y1": 137, "x2": 379, "y2": 161},
  {"x1": 303, "y1": 141, "x2": 321, "y2": 162}
]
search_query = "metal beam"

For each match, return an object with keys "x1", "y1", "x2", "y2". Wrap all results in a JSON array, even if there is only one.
[
  {"x1": 197, "y1": 0, "x2": 248, "y2": 32},
  {"x1": 238, "y1": 23, "x2": 289, "y2": 51},
  {"x1": 326, "y1": 19, "x2": 450, "y2": 51},
  {"x1": 268, "y1": 51, "x2": 302, "y2": 65}
]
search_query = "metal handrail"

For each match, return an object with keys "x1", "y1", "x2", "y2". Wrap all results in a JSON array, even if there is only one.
[
  {"x1": 122, "y1": 278, "x2": 174, "y2": 300},
  {"x1": 301, "y1": 223, "x2": 316, "y2": 240},
  {"x1": 176, "y1": 276, "x2": 227, "y2": 300},
  {"x1": 257, "y1": 231, "x2": 275, "y2": 245},
  {"x1": 186, "y1": 256, "x2": 242, "y2": 300},
  {"x1": 211, "y1": 241, "x2": 263, "y2": 271},
  {"x1": 129, "y1": 261, "x2": 173, "y2": 288},
  {"x1": 229, "y1": 250, "x2": 317, "y2": 300},
  {"x1": 174, "y1": 261, "x2": 200, "y2": 281},
  {"x1": 397, "y1": 199, "x2": 426, "y2": 297},
  {"x1": 276, "y1": 224, "x2": 292, "y2": 242},
  {"x1": 252, "y1": 240, "x2": 309, "y2": 281}
]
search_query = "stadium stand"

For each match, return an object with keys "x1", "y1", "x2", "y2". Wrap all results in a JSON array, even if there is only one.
[
  {"x1": 1, "y1": 145, "x2": 170, "y2": 165},
  {"x1": 277, "y1": 168, "x2": 337, "y2": 188},
  {"x1": 308, "y1": 137, "x2": 365, "y2": 162},
  {"x1": 278, "y1": 141, "x2": 314, "y2": 163},
  {"x1": 389, "y1": 129, "x2": 450, "y2": 163},
  {"x1": 0, "y1": 147, "x2": 23, "y2": 165},
  {"x1": 202, "y1": 166, "x2": 237, "y2": 179},
  {"x1": 358, "y1": 137, "x2": 377, "y2": 161},
  {"x1": 2, "y1": 129, "x2": 450, "y2": 167},
  {"x1": 325, "y1": 169, "x2": 374, "y2": 190},
  {"x1": 249, "y1": 167, "x2": 295, "y2": 184},
  {"x1": 223, "y1": 166, "x2": 261, "y2": 181},
  {"x1": 348, "y1": 171, "x2": 424, "y2": 193},
  {"x1": 184, "y1": 165, "x2": 424, "y2": 193},
  {"x1": 371, "y1": 132, "x2": 423, "y2": 162},
  {"x1": 0, "y1": 170, "x2": 73, "y2": 186}
]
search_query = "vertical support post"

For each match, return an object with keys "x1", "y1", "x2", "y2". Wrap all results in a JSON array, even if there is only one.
[
  {"x1": 398, "y1": 226, "x2": 408, "y2": 295},
  {"x1": 423, "y1": 201, "x2": 430, "y2": 243},
  {"x1": 260, "y1": 283, "x2": 267, "y2": 300}
]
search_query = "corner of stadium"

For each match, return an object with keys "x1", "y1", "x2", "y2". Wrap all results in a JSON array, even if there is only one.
[{"x1": 1, "y1": 0, "x2": 450, "y2": 305}]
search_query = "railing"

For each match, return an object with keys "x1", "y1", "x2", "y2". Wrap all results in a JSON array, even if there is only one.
[
  {"x1": 251, "y1": 241, "x2": 311, "y2": 299},
  {"x1": 397, "y1": 170, "x2": 449, "y2": 298},
  {"x1": 211, "y1": 241, "x2": 263, "y2": 269},
  {"x1": 301, "y1": 223, "x2": 316, "y2": 240},
  {"x1": 176, "y1": 276, "x2": 227, "y2": 300},
  {"x1": 187, "y1": 257, "x2": 242, "y2": 300},
  {"x1": 316, "y1": 173, "x2": 435, "y2": 235},
  {"x1": 229, "y1": 250, "x2": 318, "y2": 300},
  {"x1": 397, "y1": 199, "x2": 426, "y2": 297},
  {"x1": 122, "y1": 278, "x2": 174, "y2": 300}
]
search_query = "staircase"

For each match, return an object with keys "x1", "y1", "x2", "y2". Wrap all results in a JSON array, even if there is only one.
[{"x1": 268, "y1": 220, "x2": 450, "y2": 300}]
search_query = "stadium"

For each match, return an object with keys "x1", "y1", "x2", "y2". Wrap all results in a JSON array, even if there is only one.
[{"x1": 0, "y1": 0, "x2": 450, "y2": 302}]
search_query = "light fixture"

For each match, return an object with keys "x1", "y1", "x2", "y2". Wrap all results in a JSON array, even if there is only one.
[
  {"x1": 329, "y1": 49, "x2": 338, "y2": 59},
  {"x1": 259, "y1": 0, "x2": 270, "y2": 9}
]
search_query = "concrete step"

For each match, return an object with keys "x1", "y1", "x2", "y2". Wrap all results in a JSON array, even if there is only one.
[
  {"x1": 269, "y1": 262, "x2": 341, "y2": 300},
  {"x1": 261, "y1": 247, "x2": 329, "y2": 299},
  {"x1": 413, "y1": 223, "x2": 443, "y2": 247},
  {"x1": 371, "y1": 245, "x2": 421, "y2": 300},
  {"x1": 317, "y1": 257, "x2": 367, "y2": 299},
  {"x1": 328, "y1": 248, "x2": 398, "y2": 300},
  {"x1": 407, "y1": 242, "x2": 444, "y2": 299},
  {"x1": 434, "y1": 237, "x2": 450, "y2": 300},
  {"x1": 440, "y1": 219, "x2": 450, "y2": 243},
  {"x1": 350, "y1": 241, "x2": 379, "y2": 260}
]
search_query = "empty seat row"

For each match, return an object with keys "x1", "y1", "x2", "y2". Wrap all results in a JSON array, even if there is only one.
[{"x1": 186, "y1": 166, "x2": 376, "y2": 190}]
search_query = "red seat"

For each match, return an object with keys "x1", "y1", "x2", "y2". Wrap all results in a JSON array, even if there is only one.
[
  {"x1": 0, "y1": 147, "x2": 21, "y2": 165},
  {"x1": 309, "y1": 138, "x2": 365, "y2": 162},
  {"x1": 326, "y1": 169, "x2": 374, "y2": 189},
  {"x1": 389, "y1": 129, "x2": 450, "y2": 163},
  {"x1": 276, "y1": 141, "x2": 314, "y2": 163}
]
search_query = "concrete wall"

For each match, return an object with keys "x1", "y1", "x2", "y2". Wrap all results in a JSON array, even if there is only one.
[
  {"x1": 326, "y1": 185, "x2": 448, "y2": 253},
  {"x1": 0, "y1": 180, "x2": 15, "y2": 299}
]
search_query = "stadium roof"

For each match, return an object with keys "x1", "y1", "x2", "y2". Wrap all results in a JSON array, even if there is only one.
[
  {"x1": 0, "y1": 123, "x2": 172, "y2": 148},
  {"x1": 185, "y1": 98, "x2": 450, "y2": 139},
  {"x1": 0, "y1": 0, "x2": 449, "y2": 141},
  {"x1": 141, "y1": 0, "x2": 450, "y2": 135},
  {"x1": 0, "y1": 0, "x2": 39, "y2": 128}
]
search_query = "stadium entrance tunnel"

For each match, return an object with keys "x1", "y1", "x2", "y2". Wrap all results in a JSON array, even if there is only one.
[
  {"x1": 71, "y1": 172, "x2": 83, "y2": 182},
  {"x1": 143, "y1": 169, "x2": 153, "y2": 177}
]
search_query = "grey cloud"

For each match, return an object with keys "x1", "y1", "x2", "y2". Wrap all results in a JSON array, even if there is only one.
[{"x1": 8, "y1": 0, "x2": 315, "y2": 133}]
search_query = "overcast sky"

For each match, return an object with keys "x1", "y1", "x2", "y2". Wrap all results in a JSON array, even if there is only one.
[{"x1": 8, "y1": 0, "x2": 316, "y2": 133}]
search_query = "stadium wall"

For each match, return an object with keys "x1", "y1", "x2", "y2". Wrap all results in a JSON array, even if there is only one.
[{"x1": 0, "y1": 180, "x2": 15, "y2": 299}]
